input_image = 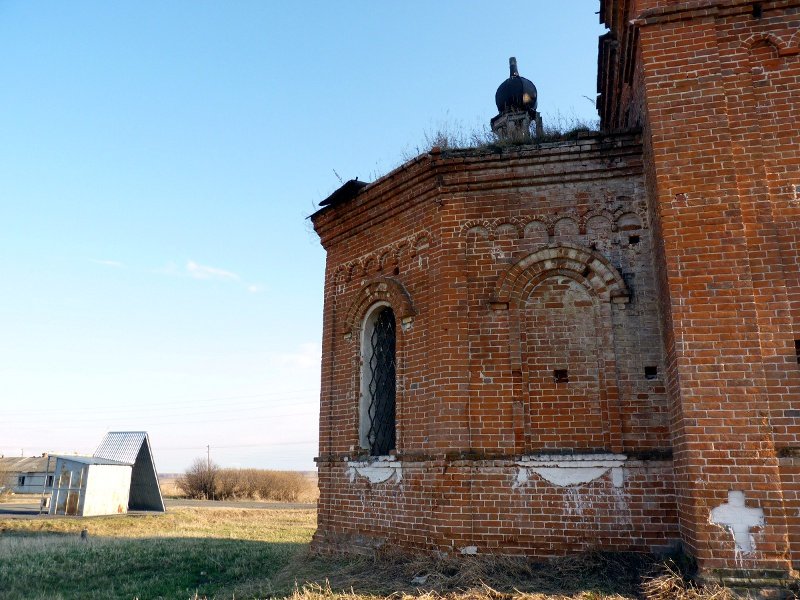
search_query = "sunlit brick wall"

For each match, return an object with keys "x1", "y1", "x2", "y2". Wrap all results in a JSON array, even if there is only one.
[{"x1": 311, "y1": 133, "x2": 679, "y2": 555}]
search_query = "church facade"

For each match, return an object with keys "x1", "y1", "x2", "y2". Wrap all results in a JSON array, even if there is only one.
[{"x1": 311, "y1": 0, "x2": 800, "y2": 591}]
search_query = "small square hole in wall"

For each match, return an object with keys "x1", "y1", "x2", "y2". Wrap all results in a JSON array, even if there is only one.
[
  {"x1": 553, "y1": 369, "x2": 569, "y2": 383},
  {"x1": 795, "y1": 340, "x2": 800, "y2": 364},
  {"x1": 645, "y1": 366, "x2": 658, "y2": 380},
  {"x1": 628, "y1": 235, "x2": 640, "y2": 245}
]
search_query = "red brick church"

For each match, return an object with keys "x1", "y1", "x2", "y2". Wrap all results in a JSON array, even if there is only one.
[{"x1": 311, "y1": 0, "x2": 800, "y2": 592}]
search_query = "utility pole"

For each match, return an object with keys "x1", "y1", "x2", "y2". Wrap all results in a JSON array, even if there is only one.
[{"x1": 206, "y1": 445, "x2": 213, "y2": 501}]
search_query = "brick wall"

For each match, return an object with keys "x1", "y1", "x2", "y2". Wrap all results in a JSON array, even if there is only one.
[
  {"x1": 601, "y1": 0, "x2": 800, "y2": 583},
  {"x1": 312, "y1": 133, "x2": 679, "y2": 556}
]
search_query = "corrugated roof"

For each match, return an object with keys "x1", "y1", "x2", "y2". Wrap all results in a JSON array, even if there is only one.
[
  {"x1": 93, "y1": 431, "x2": 147, "y2": 466},
  {"x1": 0, "y1": 456, "x2": 49, "y2": 473},
  {"x1": 54, "y1": 455, "x2": 129, "y2": 466}
]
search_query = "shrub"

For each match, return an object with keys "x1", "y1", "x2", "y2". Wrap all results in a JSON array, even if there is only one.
[
  {"x1": 176, "y1": 458, "x2": 219, "y2": 500},
  {"x1": 0, "y1": 469, "x2": 10, "y2": 499},
  {"x1": 176, "y1": 461, "x2": 318, "y2": 503},
  {"x1": 253, "y1": 470, "x2": 311, "y2": 502}
]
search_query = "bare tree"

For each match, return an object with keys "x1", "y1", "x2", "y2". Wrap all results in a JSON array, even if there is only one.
[
  {"x1": 176, "y1": 457, "x2": 219, "y2": 500},
  {"x1": 0, "y1": 467, "x2": 11, "y2": 500}
]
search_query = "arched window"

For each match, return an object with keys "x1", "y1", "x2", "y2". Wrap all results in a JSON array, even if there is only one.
[{"x1": 360, "y1": 304, "x2": 396, "y2": 456}]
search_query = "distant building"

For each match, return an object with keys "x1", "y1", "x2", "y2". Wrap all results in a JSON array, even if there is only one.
[
  {"x1": 2, "y1": 432, "x2": 165, "y2": 517},
  {"x1": 0, "y1": 456, "x2": 52, "y2": 494}
]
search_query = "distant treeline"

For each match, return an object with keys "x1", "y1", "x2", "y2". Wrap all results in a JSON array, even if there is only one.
[{"x1": 176, "y1": 459, "x2": 317, "y2": 503}]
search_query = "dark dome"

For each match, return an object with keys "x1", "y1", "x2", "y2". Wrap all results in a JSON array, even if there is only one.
[{"x1": 495, "y1": 57, "x2": 538, "y2": 115}]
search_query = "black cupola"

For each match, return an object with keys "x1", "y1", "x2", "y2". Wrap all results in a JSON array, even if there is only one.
[{"x1": 494, "y1": 57, "x2": 538, "y2": 116}]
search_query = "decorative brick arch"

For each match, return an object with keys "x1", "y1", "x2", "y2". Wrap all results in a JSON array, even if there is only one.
[
  {"x1": 741, "y1": 32, "x2": 788, "y2": 54},
  {"x1": 789, "y1": 29, "x2": 800, "y2": 52},
  {"x1": 492, "y1": 243, "x2": 629, "y2": 307},
  {"x1": 342, "y1": 277, "x2": 415, "y2": 335},
  {"x1": 493, "y1": 244, "x2": 628, "y2": 454}
]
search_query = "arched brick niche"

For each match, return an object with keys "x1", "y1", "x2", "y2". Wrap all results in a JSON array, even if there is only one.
[
  {"x1": 341, "y1": 277, "x2": 415, "y2": 336},
  {"x1": 492, "y1": 244, "x2": 629, "y2": 454},
  {"x1": 338, "y1": 276, "x2": 416, "y2": 460}
]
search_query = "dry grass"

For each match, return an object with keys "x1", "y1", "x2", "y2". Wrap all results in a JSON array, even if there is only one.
[
  {"x1": 0, "y1": 506, "x2": 315, "y2": 541},
  {"x1": 640, "y1": 562, "x2": 734, "y2": 600},
  {"x1": 239, "y1": 548, "x2": 740, "y2": 600},
  {"x1": 400, "y1": 111, "x2": 599, "y2": 161},
  {"x1": 160, "y1": 474, "x2": 184, "y2": 498},
  {"x1": 0, "y1": 508, "x2": 750, "y2": 600},
  {"x1": 267, "y1": 551, "x2": 644, "y2": 600}
]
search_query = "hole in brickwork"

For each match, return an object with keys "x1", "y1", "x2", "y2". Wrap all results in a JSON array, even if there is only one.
[
  {"x1": 752, "y1": 2, "x2": 762, "y2": 18},
  {"x1": 553, "y1": 369, "x2": 569, "y2": 383},
  {"x1": 795, "y1": 340, "x2": 800, "y2": 364},
  {"x1": 581, "y1": 265, "x2": 591, "y2": 277},
  {"x1": 645, "y1": 366, "x2": 658, "y2": 380},
  {"x1": 628, "y1": 235, "x2": 640, "y2": 245},
  {"x1": 393, "y1": 266, "x2": 400, "y2": 276}
]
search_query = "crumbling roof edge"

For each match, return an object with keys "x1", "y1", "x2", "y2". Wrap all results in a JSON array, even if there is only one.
[{"x1": 309, "y1": 151, "x2": 434, "y2": 221}]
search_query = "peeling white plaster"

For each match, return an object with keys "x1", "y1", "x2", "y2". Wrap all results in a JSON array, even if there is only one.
[
  {"x1": 460, "y1": 545, "x2": 478, "y2": 555},
  {"x1": 709, "y1": 490, "x2": 764, "y2": 554},
  {"x1": 611, "y1": 467, "x2": 624, "y2": 487},
  {"x1": 513, "y1": 466, "x2": 530, "y2": 488},
  {"x1": 347, "y1": 457, "x2": 402, "y2": 484},
  {"x1": 565, "y1": 486, "x2": 590, "y2": 516},
  {"x1": 515, "y1": 454, "x2": 627, "y2": 488},
  {"x1": 532, "y1": 466, "x2": 610, "y2": 487}
]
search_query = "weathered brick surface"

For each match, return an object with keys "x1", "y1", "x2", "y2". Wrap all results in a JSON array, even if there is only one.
[
  {"x1": 313, "y1": 2, "x2": 800, "y2": 588},
  {"x1": 599, "y1": 0, "x2": 800, "y2": 584},
  {"x1": 312, "y1": 134, "x2": 679, "y2": 555}
]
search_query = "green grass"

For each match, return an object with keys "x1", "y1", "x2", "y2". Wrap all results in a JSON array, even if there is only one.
[{"x1": 0, "y1": 508, "x2": 315, "y2": 600}]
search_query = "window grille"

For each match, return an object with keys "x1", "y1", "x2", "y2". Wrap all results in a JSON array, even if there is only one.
[{"x1": 366, "y1": 307, "x2": 396, "y2": 456}]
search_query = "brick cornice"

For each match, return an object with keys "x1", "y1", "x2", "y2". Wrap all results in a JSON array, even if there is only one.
[{"x1": 313, "y1": 132, "x2": 643, "y2": 248}]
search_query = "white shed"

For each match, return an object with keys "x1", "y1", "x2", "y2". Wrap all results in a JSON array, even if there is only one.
[{"x1": 45, "y1": 431, "x2": 165, "y2": 517}]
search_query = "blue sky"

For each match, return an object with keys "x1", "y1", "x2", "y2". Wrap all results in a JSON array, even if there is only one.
[{"x1": 0, "y1": 1, "x2": 606, "y2": 472}]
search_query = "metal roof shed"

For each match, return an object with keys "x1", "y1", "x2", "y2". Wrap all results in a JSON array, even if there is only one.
[
  {"x1": 46, "y1": 431, "x2": 165, "y2": 516},
  {"x1": 93, "y1": 431, "x2": 164, "y2": 512}
]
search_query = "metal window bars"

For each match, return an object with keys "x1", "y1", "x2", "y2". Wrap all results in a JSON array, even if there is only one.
[{"x1": 367, "y1": 307, "x2": 396, "y2": 456}]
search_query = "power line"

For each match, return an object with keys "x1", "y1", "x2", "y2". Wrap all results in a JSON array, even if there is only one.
[
  {"x1": 1, "y1": 439, "x2": 318, "y2": 453},
  {"x1": 0, "y1": 409, "x2": 319, "y2": 428},
  {"x1": 1, "y1": 389, "x2": 319, "y2": 418},
  {"x1": 0, "y1": 401, "x2": 318, "y2": 423}
]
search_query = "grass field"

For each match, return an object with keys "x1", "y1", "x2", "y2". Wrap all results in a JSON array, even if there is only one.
[{"x1": 0, "y1": 507, "x2": 734, "y2": 600}]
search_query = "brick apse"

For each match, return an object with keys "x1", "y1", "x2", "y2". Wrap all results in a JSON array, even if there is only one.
[{"x1": 311, "y1": 0, "x2": 800, "y2": 591}]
